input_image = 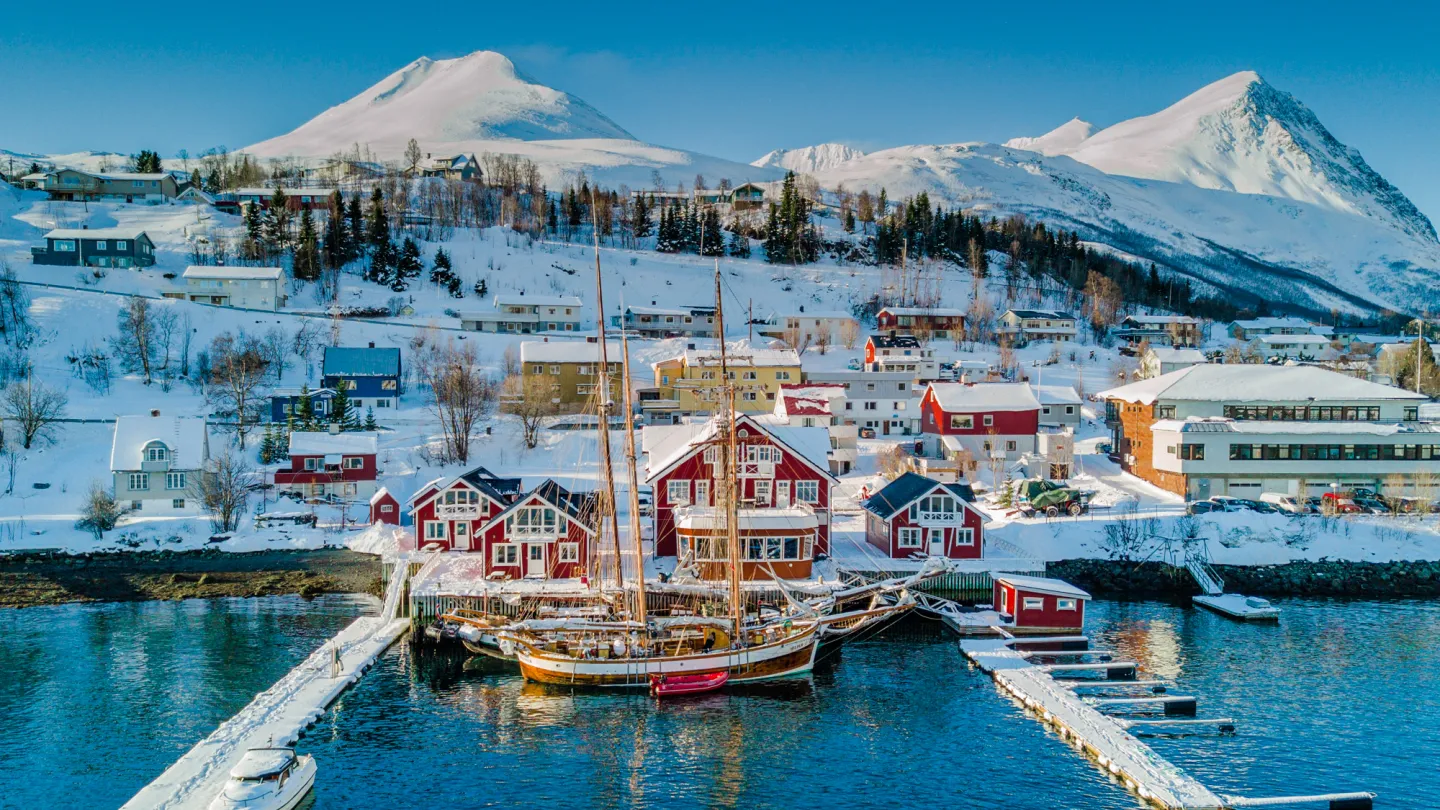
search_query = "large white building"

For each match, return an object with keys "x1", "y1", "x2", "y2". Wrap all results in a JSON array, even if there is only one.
[
  {"x1": 1100, "y1": 364, "x2": 1432, "y2": 500},
  {"x1": 460, "y1": 295, "x2": 584, "y2": 333},
  {"x1": 172, "y1": 266, "x2": 285, "y2": 310}
]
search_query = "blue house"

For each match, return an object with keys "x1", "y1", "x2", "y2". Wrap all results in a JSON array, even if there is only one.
[
  {"x1": 322, "y1": 345, "x2": 402, "y2": 410},
  {"x1": 268, "y1": 387, "x2": 336, "y2": 424}
]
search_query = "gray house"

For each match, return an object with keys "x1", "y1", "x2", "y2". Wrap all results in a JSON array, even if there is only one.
[
  {"x1": 110, "y1": 414, "x2": 210, "y2": 512},
  {"x1": 33, "y1": 228, "x2": 156, "y2": 268},
  {"x1": 802, "y1": 369, "x2": 922, "y2": 435}
]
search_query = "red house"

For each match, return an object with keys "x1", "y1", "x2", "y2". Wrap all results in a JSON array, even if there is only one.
[
  {"x1": 920, "y1": 382, "x2": 1040, "y2": 463},
  {"x1": 369, "y1": 487, "x2": 400, "y2": 525},
  {"x1": 992, "y1": 574, "x2": 1089, "y2": 633},
  {"x1": 274, "y1": 431, "x2": 379, "y2": 500},
  {"x1": 407, "y1": 468, "x2": 598, "y2": 580},
  {"x1": 643, "y1": 414, "x2": 838, "y2": 580},
  {"x1": 875, "y1": 306, "x2": 966, "y2": 339},
  {"x1": 862, "y1": 472, "x2": 989, "y2": 559}
]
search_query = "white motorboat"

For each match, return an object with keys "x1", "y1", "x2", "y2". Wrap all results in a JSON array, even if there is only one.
[{"x1": 208, "y1": 748, "x2": 316, "y2": 810}]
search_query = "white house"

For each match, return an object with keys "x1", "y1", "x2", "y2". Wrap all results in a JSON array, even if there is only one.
[
  {"x1": 171, "y1": 266, "x2": 285, "y2": 311},
  {"x1": 1230, "y1": 317, "x2": 1328, "y2": 341},
  {"x1": 761, "y1": 311, "x2": 858, "y2": 348},
  {"x1": 802, "y1": 370, "x2": 923, "y2": 435},
  {"x1": 459, "y1": 294, "x2": 584, "y2": 333},
  {"x1": 110, "y1": 414, "x2": 210, "y2": 512},
  {"x1": 997, "y1": 309, "x2": 1079, "y2": 342},
  {"x1": 773, "y1": 383, "x2": 859, "y2": 474},
  {"x1": 1254, "y1": 333, "x2": 1333, "y2": 359},
  {"x1": 1141, "y1": 346, "x2": 1207, "y2": 378},
  {"x1": 1034, "y1": 384, "x2": 1083, "y2": 429}
]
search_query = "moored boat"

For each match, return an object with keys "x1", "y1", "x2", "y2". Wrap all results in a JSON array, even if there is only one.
[
  {"x1": 651, "y1": 671, "x2": 729, "y2": 697},
  {"x1": 208, "y1": 748, "x2": 315, "y2": 810}
]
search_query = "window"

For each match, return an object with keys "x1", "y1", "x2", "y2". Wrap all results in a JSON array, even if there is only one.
[
  {"x1": 742, "y1": 370, "x2": 758, "y2": 381},
  {"x1": 424, "y1": 522, "x2": 447, "y2": 541},
  {"x1": 54, "y1": 240, "x2": 76, "y2": 252},
  {"x1": 1065, "y1": 406, "x2": 1075, "y2": 415},
  {"x1": 381, "y1": 380, "x2": 397, "y2": 390},
  {"x1": 694, "y1": 480, "x2": 710, "y2": 505},
  {"x1": 507, "y1": 506, "x2": 558, "y2": 536},
  {"x1": 897, "y1": 527, "x2": 922, "y2": 548},
  {"x1": 95, "y1": 240, "x2": 107, "y2": 250},
  {"x1": 740, "y1": 535, "x2": 808, "y2": 561},
  {"x1": 558, "y1": 542, "x2": 579, "y2": 563},
  {"x1": 1022, "y1": 597, "x2": 1045, "y2": 610},
  {"x1": 956, "y1": 528, "x2": 975, "y2": 546},
  {"x1": 492, "y1": 544, "x2": 519, "y2": 566},
  {"x1": 1005, "y1": 441, "x2": 1017, "y2": 452},
  {"x1": 550, "y1": 365, "x2": 561, "y2": 375},
  {"x1": 128, "y1": 472, "x2": 150, "y2": 491},
  {"x1": 776, "y1": 371, "x2": 791, "y2": 381},
  {"x1": 116, "y1": 241, "x2": 127, "y2": 251},
  {"x1": 172, "y1": 498, "x2": 186, "y2": 509},
  {"x1": 950, "y1": 415, "x2": 974, "y2": 430},
  {"x1": 776, "y1": 481, "x2": 790, "y2": 506},
  {"x1": 165, "y1": 472, "x2": 186, "y2": 490},
  {"x1": 866, "y1": 383, "x2": 876, "y2": 391},
  {"x1": 304, "y1": 457, "x2": 319, "y2": 471},
  {"x1": 753, "y1": 480, "x2": 772, "y2": 506},
  {"x1": 380, "y1": 504, "x2": 395, "y2": 514},
  {"x1": 983, "y1": 414, "x2": 994, "y2": 427},
  {"x1": 531, "y1": 364, "x2": 544, "y2": 375},
  {"x1": 145, "y1": 444, "x2": 168, "y2": 462},
  {"x1": 1177, "y1": 445, "x2": 1205, "y2": 460},
  {"x1": 667, "y1": 479, "x2": 691, "y2": 505},
  {"x1": 1155, "y1": 405, "x2": 1176, "y2": 419},
  {"x1": 1056, "y1": 598, "x2": 1077, "y2": 611},
  {"x1": 795, "y1": 480, "x2": 819, "y2": 504},
  {"x1": 864, "y1": 402, "x2": 877, "y2": 411},
  {"x1": 343, "y1": 457, "x2": 364, "y2": 469},
  {"x1": 454, "y1": 521, "x2": 468, "y2": 539},
  {"x1": 742, "y1": 392, "x2": 757, "y2": 402},
  {"x1": 132, "y1": 500, "x2": 143, "y2": 510}
]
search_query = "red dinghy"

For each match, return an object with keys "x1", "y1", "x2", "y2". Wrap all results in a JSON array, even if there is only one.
[{"x1": 650, "y1": 671, "x2": 728, "y2": 697}]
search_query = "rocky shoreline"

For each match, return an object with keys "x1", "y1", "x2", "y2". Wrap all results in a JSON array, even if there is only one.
[
  {"x1": 0, "y1": 548, "x2": 384, "y2": 609},
  {"x1": 1048, "y1": 558, "x2": 1440, "y2": 598}
]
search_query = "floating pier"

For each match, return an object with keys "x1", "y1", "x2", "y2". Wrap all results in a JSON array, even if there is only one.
[
  {"x1": 123, "y1": 563, "x2": 413, "y2": 809},
  {"x1": 1193, "y1": 594, "x2": 1281, "y2": 622}
]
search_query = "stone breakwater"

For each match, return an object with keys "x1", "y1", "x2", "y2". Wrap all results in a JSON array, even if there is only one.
[{"x1": 1047, "y1": 558, "x2": 1440, "y2": 598}]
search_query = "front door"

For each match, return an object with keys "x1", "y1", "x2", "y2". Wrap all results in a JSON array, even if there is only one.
[
  {"x1": 526, "y1": 544, "x2": 546, "y2": 577},
  {"x1": 882, "y1": 420, "x2": 891, "y2": 436},
  {"x1": 928, "y1": 528, "x2": 946, "y2": 557}
]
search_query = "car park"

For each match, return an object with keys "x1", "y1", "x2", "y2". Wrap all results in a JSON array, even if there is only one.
[
  {"x1": 1353, "y1": 497, "x2": 1391, "y2": 514},
  {"x1": 1259, "y1": 493, "x2": 1307, "y2": 514},
  {"x1": 1186, "y1": 500, "x2": 1223, "y2": 515}
]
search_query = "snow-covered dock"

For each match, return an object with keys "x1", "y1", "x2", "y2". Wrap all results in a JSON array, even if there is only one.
[
  {"x1": 1193, "y1": 594, "x2": 1280, "y2": 621},
  {"x1": 123, "y1": 564, "x2": 414, "y2": 809}
]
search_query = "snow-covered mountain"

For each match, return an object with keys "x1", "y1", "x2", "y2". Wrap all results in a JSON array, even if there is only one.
[
  {"x1": 1021, "y1": 72, "x2": 1434, "y2": 241},
  {"x1": 245, "y1": 51, "x2": 777, "y2": 190},
  {"x1": 752, "y1": 143, "x2": 866, "y2": 174},
  {"x1": 1004, "y1": 118, "x2": 1095, "y2": 156}
]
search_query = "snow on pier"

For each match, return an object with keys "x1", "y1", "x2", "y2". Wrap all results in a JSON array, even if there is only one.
[
  {"x1": 124, "y1": 563, "x2": 413, "y2": 809},
  {"x1": 961, "y1": 638, "x2": 1225, "y2": 809}
]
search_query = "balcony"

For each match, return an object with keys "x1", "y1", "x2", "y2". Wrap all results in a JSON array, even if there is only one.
[
  {"x1": 916, "y1": 510, "x2": 962, "y2": 525},
  {"x1": 435, "y1": 503, "x2": 482, "y2": 519}
]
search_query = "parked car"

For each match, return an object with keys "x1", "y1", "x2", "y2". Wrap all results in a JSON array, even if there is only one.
[
  {"x1": 1096, "y1": 442, "x2": 1113, "y2": 455},
  {"x1": 1259, "y1": 493, "x2": 1306, "y2": 514},
  {"x1": 1206, "y1": 496, "x2": 1254, "y2": 513},
  {"x1": 1234, "y1": 498, "x2": 1278, "y2": 514},
  {"x1": 636, "y1": 487, "x2": 654, "y2": 517},
  {"x1": 858, "y1": 427, "x2": 877, "y2": 439},
  {"x1": 1320, "y1": 492, "x2": 1364, "y2": 514},
  {"x1": 1382, "y1": 495, "x2": 1425, "y2": 513},
  {"x1": 1302, "y1": 497, "x2": 1325, "y2": 514},
  {"x1": 846, "y1": 358, "x2": 863, "y2": 371},
  {"x1": 1353, "y1": 497, "x2": 1391, "y2": 514},
  {"x1": 1186, "y1": 500, "x2": 1223, "y2": 515}
]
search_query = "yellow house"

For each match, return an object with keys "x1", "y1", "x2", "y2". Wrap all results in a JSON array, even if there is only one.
[
  {"x1": 650, "y1": 348, "x2": 802, "y2": 417},
  {"x1": 519, "y1": 341, "x2": 624, "y2": 415}
]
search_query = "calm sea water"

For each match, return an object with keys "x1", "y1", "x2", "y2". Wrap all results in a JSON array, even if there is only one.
[
  {"x1": 0, "y1": 595, "x2": 367, "y2": 810},
  {"x1": 3, "y1": 597, "x2": 1436, "y2": 809}
]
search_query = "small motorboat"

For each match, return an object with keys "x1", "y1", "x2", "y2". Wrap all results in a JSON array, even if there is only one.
[
  {"x1": 650, "y1": 671, "x2": 728, "y2": 698},
  {"x1": 209, "y1": 747, "x2": 316, "y2": 810}
]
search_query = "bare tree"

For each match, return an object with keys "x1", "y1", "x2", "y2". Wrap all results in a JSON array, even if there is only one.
[
  {"x1": 192, "y1": 452, "x2": 252, "y2": 533},
  {"x1": 206, "y1": 331, "x2": 271, "y2": 449},
  {"x1": 416, "y1": 339, "x2": 496, "y2": 461},
  {"x1": 178, "y1": 312, "x2": 194, "y2": 379},
  {"x1": 813, "y1": 324, "x2": 833, "y2": 355},
  {"x1": 152, "y1": 307, "x2": 180, "y2": 388},
  {"x1": 261, "y1": 327, "x2": 290, "y2": 381},
  {"x1": 500, "y1": 372, "x2": 559, "y2": 449},
  {"x1": 0, "y1": 262, "x2": 32, "y2": 347},
  {"x1": 77, "y1": 481, "x2": 124, "y2": 539},
  {"x1": 780, "y1": 325, "x2": 812, "y2": 357},
  {"x1": 839, "y1": 318, "x2": 861, "y2": 350},
  {"x1": 405, "y1": 138, "x2": 424, "y2": 175},
  {"x1": 2, "y1": 377, "x2": 67, "y2": 449},
  {"x1": 291, "y1": 320, "x2": 324, "y2": 379},
  {"x1": 501, "y1": 343, "x2": 521, "y2": 378},
  {"x1": 112, "y1": 297, "x2": 157, "y2": 384}
]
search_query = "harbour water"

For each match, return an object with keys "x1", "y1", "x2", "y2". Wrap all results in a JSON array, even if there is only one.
[{"x1": 3, "y1": 596, "x2": 1437, "y2": 809}]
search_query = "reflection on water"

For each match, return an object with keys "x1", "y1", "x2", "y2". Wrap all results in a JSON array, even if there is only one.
[{"x1": 0, "y1": 595, "x2": 367, "y2": 810}]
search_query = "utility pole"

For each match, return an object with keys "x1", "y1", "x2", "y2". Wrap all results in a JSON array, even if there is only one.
[{"x1": 748, "y1": 299, "x2": 753, "y2": 344}]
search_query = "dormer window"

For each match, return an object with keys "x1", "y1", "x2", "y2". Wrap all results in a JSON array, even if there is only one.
[{"x1": 145, "y1": 443, "x2": 168, "y2": 462}]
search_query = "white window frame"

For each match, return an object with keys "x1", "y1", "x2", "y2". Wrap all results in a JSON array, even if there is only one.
[
  {"x1": 1022, "y1": 596, "x2": 1045, "y2": 610},
  {"x1": 165, "y1": 472, "x2": 186, "y2": 491},
  {"x1": 342, "y1": 457, "x2": 364, "y2": 469},
  {"x1": 956, "y1": 527, "x2": 975, "y2": 546},
  {"x1": 950, "y1": 414, "x2": 974, "y2": 430},
  {"x1": 694, "y1": 480, "x2": 710, "y2": 506},
  {"x1": 304, "y1": 457, "x2": 319, "y2": 471},
  {"x1": 753, "y1": 480, "x2": 772, "y2": 506},
  {"x1": 795, "y1": 480, "x2": 819, "y2": 504},
  {"x1": 558, "y1": 542, "x2": 579, "y2": 563},
  {"x1": 128, "y1": 472, "x2": 150, "y2": 491},
  {"x1": 1056, "y1": 598, "x2": 1077, "y2": 611},
  {"x1": 776, "y1": 481, "x2": 791, "y2": 506},
  {"x1": 983, "y1": 414, "x2": 994, "y2": 427},
  {"x1": 507, "y1": 506, "x2": 559, "y2": 537},
  {"x1": 667, "y1": 479, "x2": 691, "y2": 506},
  {"x1": 424, "y1": 521, "x2": 448, "y2": 541},
  {"x1": 492, "y1": 543, "x2": 519, "y2": 566},
  {"x1": 897, "y1": 527, "x2": 922, "y2": 548},
  {"x1": 145, "y1": 444, "x2": 168, "y2": 462}
]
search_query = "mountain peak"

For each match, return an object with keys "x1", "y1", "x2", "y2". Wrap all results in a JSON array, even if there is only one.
[
  {"x1": 1004, "y1": 117, "x2": 1095, "y2": 156},
  {"x1": 246, "y1": 50, "x2": 635, "y2": 158},
  {"x1": 751, "y1": 143, "x2": 865, "y2": 174}
]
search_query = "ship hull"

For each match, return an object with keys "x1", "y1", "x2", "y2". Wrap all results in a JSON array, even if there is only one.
[{"x1": 512, "y1": 626, "x2": 819, "y2": 687}]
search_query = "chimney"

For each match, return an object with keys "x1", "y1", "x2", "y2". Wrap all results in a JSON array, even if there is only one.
[
  {"x1": 328, "y1": 422, "x2": 340, "y2": 435},
  {"x1": 368, "y1": 341, "x2": 375, "y2": 349},
  {"x1": 150, "y1": 409, "x2": 161, "y2": 417},
  {"x1": 799, "y1": 305, "x2": 805, "y2": 313},
  {"x1": 82, "y1": 224, "x2": 88, "y2": 230}
]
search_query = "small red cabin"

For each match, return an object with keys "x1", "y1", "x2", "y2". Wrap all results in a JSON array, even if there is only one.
[
  {"x1": 992, "y1": 574, "x2": 1089, "y2": 633},
  {"x1": 274, "y1": 431, "x2": 379, "y2": 500},
  {"x1": 862, "y1": 472, "x2": 988, "y2": 559},
  {"x1": 369, "y1": 487, "x2": 400, "y2": 525}
]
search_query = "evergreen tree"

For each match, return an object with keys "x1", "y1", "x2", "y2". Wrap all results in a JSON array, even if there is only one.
[
  {"x1": 363, "y1": 406, "x2": 378, "y2": 431},
  {"x1": 366, "y1": 187, "x2": 389, "y2": 252},
  {"x1": 263, "y1": 189, "x2": 291, "y2": 253},
  {"x1": 259, "y1": 424, "x2": 276, "y2": 464},
  {"x1": 700, "y1": 208, "x2": 723, "y2": 256},
  {"x1": 728, "y1": 227, "x2": 751, "y2": 259},
  {"x1": 329, "y1": 382, "x2": 353, "y2": 430},
  {"x1": 370, "y1": 240, "x2": 397, "y2": 286},
  {"x1": 547, "y1": 198, "x2": 558, "y2": 233},
  {"x1": 346, "y1": 196, "x2": 364, "y2": 261},
  {"x1": 449, "y1": 276, "x2": 465, "y2": 298},
  {"x1": 431, "y1": 247, "x2": 453, "y2": 287},
  {"x1": 633, "y1": 195, "x2": 652, "y2": 239},
  {"x1": 844, "y1": 210, "x2": 856, "y2": 234},
  {"x1": 293, "y1": 207, "x2": 320, "y2": 282},
  {"x1": 243, "y1": 202, "x2": 264, "y2": 260},
  {"x1": 473, "y1": 277, "x2": 488, "y2": 298},
  {"x1": 321, "y1": 191, "x2": 347, "y2": 270},
  {"x1": 394, "y1": 237, "x2": 423, "y2": 292},
  {"x1": 294, "y1": 384, "x2": 316, "y2": 429},
  {"x1": 655, "y1": 204, "x2": 678, "y2": 253},
  {"x1": 133, "y1": 150, "x2": 162, "y2": 173}
]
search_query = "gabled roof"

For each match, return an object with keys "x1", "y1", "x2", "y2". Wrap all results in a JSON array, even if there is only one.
[
  {"x1": 994, "y1": 574, "x2": 1090, "y2": 600},
  {"x1": 1231, "y1": 316, "x2": 1317, "y2": 330},
  {"x1": 1005, "y1": 309, "x2": 1075, "y2": 320},
  {"x1": 370, "y1": 486, "x2": 394, "y2": 506},
  {"x1": 43, "y1": 228, "x2": 150, "y2": 241},
  {"x1": 1122, "y1": 314, "x2": 1201, "y2": 326},
  {"x1": 323, "y1": 346, "x2": 401, "y2": 377},
  {"x1": 288, "y1": 431, "x2": 378, "y2": 456},
  {"x1": 1097, "y1": 364, "x2": 1427, "y2": 405},
  {"x1": 480, "y1": 479, "x2": 598, "y2": 534},
  {"x1": 493, "y1": 294, "x2": 583, "y2": 308},
  {"x1": 1033, "y1": 384, "x2": 1081, "y2": 406},
  {"x1": 519, "y1": 341, "x2": 622, "y2": 364},
  {"x1": 407, "y1": 465, "x2": 524, "y2": 509},
  {"x1": 776, "y1": 384, "x2": 844, "y2": 417},
  {"x1": 863, "y1": 472, "x2": 983, "y2": 521},
  {"x1": 110, "y1": 415, "x2": 208, "y2": 471},
  {"x1": 183, "y1": 265, "x2": 282, "y2": 280},
  {"x1": 868, "y1": 333, "x2": 922, "y2": 349},
  {"x1": 925, "y1": 382, "x2": 1041, "y2": 412},
  {"x1": 643, "y1": 414, "x2": 837, "y2": 484},
  {"x1": 1144, "y1": 347, "x2": 1207, "y2": 364},
  {"x1": 681, "y1": 348, "x2": 800, "y2": 367},
  {"x1": 879, "y1": 306, "x2": 966, "y2": 317}
]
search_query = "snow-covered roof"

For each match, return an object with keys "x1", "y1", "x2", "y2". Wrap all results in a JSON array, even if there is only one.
[
  {"x1": 925, "y1": 382, "x2": 1040, "y2": 412},
  {"x1": 994, "y1": 574, "x2": 1090, "y2": 600},
  {"x1": 110, "y1": 415, "x2": 208, "y2": 471},
  {"x1": 1005, "y1": 309, "x2": 1075, "y2": 320},
  {"x1": 182, "y1": 265, "x2": 283, "y2": 280},
  {"x1": 1033, "y1": 384, "x2": 1081, "y2": 405},
  {"x1": 626, "y1": 304, "x2": 692, "y2": 316},
  {"x1": 881, "y1": 306, "x2": 967, "y2": 317},
  {"x1": 1097, "y1": 364, "x2": 1427, "y2": 405},
  {"x1": 370, "y1": 486, "x2": 394, "y2": 506},
  {"x1": 642, "y1": 415, "x2": 834, "y2": 482},
  {"x1": 1123, "y1": 314, "x2": 1202, "y2": 326},
  {"x1": 682, "y1": 348, "x2": 800, "y2": 367},
  {"x1": 1145, "y1": 347, "x2": 1207, "y2": 363},
  {"x1": 1377, "y1": 341, "x2": 1435, "y2": 356},
  {"x1": 673, "y1": 506, "x2": 819, "y2": 531},
  {"x1": 42, "y1": 228, "x2": 149, "y2": 241},
  {"x1": 231, "y1": 187, "x2": 334, "y2": 196},
  {"x1": 1231, "y1": 316, "x2": 1318, "y2": 330},
  {"x1": 493, "y1": 294, "x2": 583, "y2": 308},
  {"x1": 519, "y1": 341, "x2": 622, "y2": 364},
  {"x1": 288, "y1": 431, "x2": 378, "y2": 455},
  {"x1": 1256, "y1": 334, "x2": 1331, "y2": 345},
  {"x1": 776, "y1": 383, "x2": 844, "y2": 417},
  {"x1": 769, "y1": 310, "x2": 854, "y2": 321},
  {"x1": 230, "y1": 749, "x2": 295, "y2": 779},
  {"x1": 1150, "y1": 418, "x2": 1440, "y2": 436}
]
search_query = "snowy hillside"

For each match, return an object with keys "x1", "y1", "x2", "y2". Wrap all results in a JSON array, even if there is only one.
[
  {"x1": 752, "y1": 143, "x2": 866, "y2": 174},
  {"x1": 1057, "y1": 72, "x2": 1436, "y2": 241},
  {"x1": 1004, "y1": 118, "x2": 1095, "y2": 156},
  {"x1": 812, "y1": 142, "x2": 1440, "y2": 314},
  {"x1": 244, "y1": 51, "x2": 777, "y2": 192}
]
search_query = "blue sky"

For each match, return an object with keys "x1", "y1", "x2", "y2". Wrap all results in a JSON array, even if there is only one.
[{"x1": 3, "y1": 0, "x2": 1439, "y2": 221}]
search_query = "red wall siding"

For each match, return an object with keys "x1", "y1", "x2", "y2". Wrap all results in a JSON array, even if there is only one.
[
  {"x1": 921, "y1": 388, "x2": 1039, "y2": 436},
  {"x1": 274, "y1": 453, "x2": 378, "y2": 486},
  {"x1": 369, "y1": 492, "x2": 400, "y2": 525},
  {"x1": 410, "y1": 481, "x2": 504, "y2": 553},
  {"x1": 993, "y1": 582, "x2": 1085, "y2": 629},
  {"x1": 477, "y1": 494, "x2": 591, "y2": 579},
  {"x1": 867, "y1": 494, "x2": 985, "y2": 559}
]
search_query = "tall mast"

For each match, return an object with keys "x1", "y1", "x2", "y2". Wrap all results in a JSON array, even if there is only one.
[
  {"x1": 590, "y1": 191, "x2": 624, "y2": 592},
  {"x1": 713, "y1": 261, "x2": 743, "y2": 644},
  {"x1": 618, "y1": 305, "x2": 647, "y2": 625}
]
